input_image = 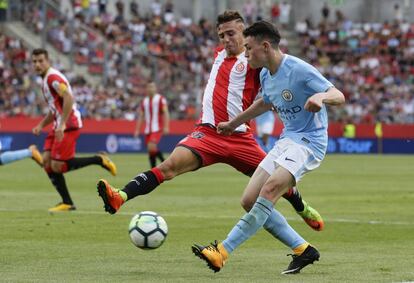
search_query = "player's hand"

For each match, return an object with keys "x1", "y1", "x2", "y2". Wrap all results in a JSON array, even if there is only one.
[
  {"x1": 55, "y1": 124, "x2": 66, "y2": 142},
  {"x1": 133, "y1": 130, "x2": 140, "y2": 138},
  {"x1": 163, "y1": 127, "x2": 169, "y2": 135},
  {"x1": 217, "y1": 121, "x2": 235, "y2": 136},
  {"x1": 305, "y1": 93, "x2": 324, "y2": 112},
  {"x1": 32, "y1": 125, "x2": 42, "y2": 136}
]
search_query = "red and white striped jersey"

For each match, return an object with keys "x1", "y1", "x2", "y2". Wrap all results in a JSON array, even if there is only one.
[
  {"x1": 42, "y1": 67, "x2": 82, "y2": 130},
  {"x1": 140, "y1": 93, "x2": 167, "y2": 134},
  {"x1": 199, "y1": 48, "x2": 260, "y2": 132}
]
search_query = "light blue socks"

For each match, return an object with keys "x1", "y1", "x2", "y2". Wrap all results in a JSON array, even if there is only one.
[
  {"x1": 223, "y1": 196, "x2": 273, "y2": 253},
  {"x1": 223, "y1": 196, "x2": 306, "y2": 253},
  {"x1": 263, "y1": 208, "x2": 306, "y2": 249}
]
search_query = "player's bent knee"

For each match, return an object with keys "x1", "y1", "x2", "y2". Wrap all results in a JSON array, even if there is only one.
[
  {"x1": 240, "y1": 197, "x2": 255, "y2": 212},
  {"x1": 43, "y1": 155, "x2": 51, "y2": 167},
  {"x1": 50, "y1": 162, "x2": 63, "y2": 173},
  {"x1": 261, "y1": 180, "x2": 287, "y2": 200},
  {"x1": 158, "y1": 161, "x2": 178, "y2": 180},
  {"x1": 43, "y1": 160, "x2": 51, "y2": 169}
]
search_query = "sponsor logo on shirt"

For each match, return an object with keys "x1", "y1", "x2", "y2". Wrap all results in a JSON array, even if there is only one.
[
  {"x1": 281, "y1": 89, "x2": 293, "y2": 101},
  {"x1": 274, "y1": 105, "x2": 302, "y2": 120},
  {"x1": 235, "y1": 62, "x2": 245, "y2": 73}
]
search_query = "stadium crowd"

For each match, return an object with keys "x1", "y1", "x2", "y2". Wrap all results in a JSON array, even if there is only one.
[
  {"x1": 296, "y1": 14, "x2": 414, "y2": 124},
  {"x1": 20, "y1": 0, "x2": 213, "y2": 120},
  {"x1": 1, "y1": 1, "x2": 413, "y2": 124}
]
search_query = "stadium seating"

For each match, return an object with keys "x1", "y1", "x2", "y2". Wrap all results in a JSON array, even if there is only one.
[
  {"x1": 296, "y1": 17, "x2": 414, "y2": 124},
  {"x1": 1, "y1": 2, "x2": 413, "y2": 123}
]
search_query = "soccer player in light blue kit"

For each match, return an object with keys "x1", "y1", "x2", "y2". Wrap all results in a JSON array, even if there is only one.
[
  {"x1": 192, "y1": 21, "x2": 345, "y2": 274},
  {"x1": 0, "y1": 124, "x2": 43, "y2": 167},
  {"x1": 255, "y1": 110, "x2": 275, "y2": 152},
  {"x1": 0, "y1": 144, "x2": 42, "y2": 167}
]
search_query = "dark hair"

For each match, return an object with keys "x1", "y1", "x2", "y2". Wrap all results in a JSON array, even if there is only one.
[
  {"x1": 216, "y1": 10, "x2": 244, "y2": 27},
  {"x1": 32, "y1": 48, "x2": 49, "y2": 58},
  {"x1": 243, "y1": 21, "x2": 281, "y2": 47}
]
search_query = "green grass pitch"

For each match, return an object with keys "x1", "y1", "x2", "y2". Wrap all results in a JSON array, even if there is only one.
[{"x1": 1, "y1": 154, "x2": 413, "y2": 282}]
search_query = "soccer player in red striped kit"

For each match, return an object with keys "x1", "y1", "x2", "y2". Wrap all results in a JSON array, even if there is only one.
[
  {"x1": 97, "y1": 11, "x2": 324, "y2": 231},
  {"x1": 134, "y1": 81, "x2": 170, "y2": 168},
  {"x1": 31, "y1": 48, "x2": 117, "y2": 212}
]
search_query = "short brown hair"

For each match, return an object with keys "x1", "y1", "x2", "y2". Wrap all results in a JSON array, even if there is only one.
[
  {"x1": 243, "y1": 21, "x2": 281, "y2": 47},
  {"x1": 216, "y1": 10, "x2": 244, "y2": 28},
  {"x1": 32, "y1": 48, "x2": 49, "y2": 58}
]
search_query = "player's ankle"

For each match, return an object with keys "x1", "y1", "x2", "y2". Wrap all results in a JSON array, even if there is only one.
[
  {"x1": 293, "y1": 242, "x2": 310, "y2": 255},
  {"x1": 118, "y1": 190, "x2": 128, "y2": 201}
]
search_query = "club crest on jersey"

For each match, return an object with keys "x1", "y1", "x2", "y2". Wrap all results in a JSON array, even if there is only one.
[
  {"x1": 191, "y1": 131, "x2": 205, "y2": 139},
  {"x1": 281, "y1": 89, "x2": 293, "y2": 101},
  {"x1": 235, "y1": 62, "x2": 245, "y2": 73}
]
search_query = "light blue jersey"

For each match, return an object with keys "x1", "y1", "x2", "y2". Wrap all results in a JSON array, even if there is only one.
[
  {"x1": 255, "y1": 110, "x2": 275, "y2": 127},
  {"x1": 260, "y1": 54, "x2": 334, "y2": 159}
]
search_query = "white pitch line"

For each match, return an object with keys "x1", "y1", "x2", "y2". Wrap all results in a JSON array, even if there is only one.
[{"x1": 0, "y1": 208, "x2": 413, "y2": 226}]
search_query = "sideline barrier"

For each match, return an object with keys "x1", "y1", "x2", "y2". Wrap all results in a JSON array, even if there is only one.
[
  {"x1": 1, "y1": 118, "x2": 413, "y2": 154},
  {"x1": 1, "y1": 133, "x2": 413, "y2": 154}
]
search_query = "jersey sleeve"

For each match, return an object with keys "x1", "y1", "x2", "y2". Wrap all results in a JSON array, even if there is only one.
[
  {"x1": 47, "y1": 74, "x2": 69, "y2": 95},
  {"x1": 159, "y1": 96, "x2": 167, "y2": 113},
  {"x1": 301, "y1": 64, "x2": 334, "y2": 93}
]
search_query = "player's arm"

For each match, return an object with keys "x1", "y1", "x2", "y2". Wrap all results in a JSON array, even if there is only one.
[
  {"x1": 162, "y1": 103, "x2": 170, "y2": 134},
  {"x1": 217, "y1": 97, "x2": 272, "y2": 135},
  {"x1": 55, "y1": 82, "x2": 74, "y2": 141},
  {"x1": 134, "y1": 108, "x2": 144, "y2": 138},
  {"x1": 304, "y1": 87, "x2": 345, "y2": 113},
  {"x1": 32, "y1": 110, "x2": 54, "y2": 136}
]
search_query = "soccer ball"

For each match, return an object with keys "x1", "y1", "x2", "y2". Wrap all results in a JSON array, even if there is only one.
[{"x1": 128, "y1": 211, "x2": 168, "y2": 249}]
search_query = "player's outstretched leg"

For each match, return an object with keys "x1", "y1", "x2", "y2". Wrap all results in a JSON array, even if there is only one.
[
  {"x1": 281, "y1": 245, "x2": 320, "y2": 274},
  {"x1": 97, "y1": 167, "x2": 164, "y2": 214},
  {"x1": 297, "y1": 200, "x2": 324, "y2": 231},
  {"x1": 62, "y1": 153, "x2": 117, "y2": 175},
  {"x1": 29, "y1": 145, "x2": 43, "y2": 167},
  {"x1": 0, "y1": 146, "x2": 42, "y2": 166},
  {"x1": 96, "y1": 179, "x2": 126, "y2": 214},
  {"x1": 191, "y1": 240, "x2": 228, "y2": 273},
  {"x1": 283, "y1": 187, "x2": 324, "y2": 231},
  {"x1": 98, "y1": 153, "x2": 117, "y2": 176}
]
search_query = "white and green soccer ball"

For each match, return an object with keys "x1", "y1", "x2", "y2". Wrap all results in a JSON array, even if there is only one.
[{"x1": 128, "y1": 211, "x2": 168, "y2": 249}]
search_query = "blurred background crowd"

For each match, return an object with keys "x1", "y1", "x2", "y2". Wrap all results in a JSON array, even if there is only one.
[{"x1": 1, "y1": 0, "x2": 413, "y2": 123}]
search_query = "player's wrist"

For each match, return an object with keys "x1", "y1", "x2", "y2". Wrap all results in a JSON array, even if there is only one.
[{"x1": 320, "y1": 92, "x2": 328, "y2": 99}]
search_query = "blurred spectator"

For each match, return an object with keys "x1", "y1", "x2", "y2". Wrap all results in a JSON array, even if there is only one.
[
  {"x1": 151, "y1": 0, "x2": 162, "y2": 17},
  {"x1": 0, "y1": 0, "x2": 8, "y2": 22},
  {"x1": 98, "y1": 0, "x2": 106, "y2": 15},
  {"x1": 393, "y1": 3, "x2": 403, "y2": 23},
  {"x1": 163, "y1": 0, "x2": 174, "y2": 23},
  {"x1": 343, "y1": 118, "x2": 356, "y2": 138},
  {"x1": 279, "y1": 1, "x2": 291, "y2": 27},
  {"x1": 321, "y1": 2, "x2": 330, "y2": 22},
  {"x1": 256, "y1": 2, "x2": 264, "y2": 21},
  {"x1": 130, "y1": 0, "x2": 139, "y2": 18},
  {"x1": 271, "y1": 2, "x2": 280, "y2": 23},
  {"x1": 335, "y1": 9, "x2": 344, "y2": 23},
  {"x1": 243, "y1": 0, "x2": 256, "y2": 24}
]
